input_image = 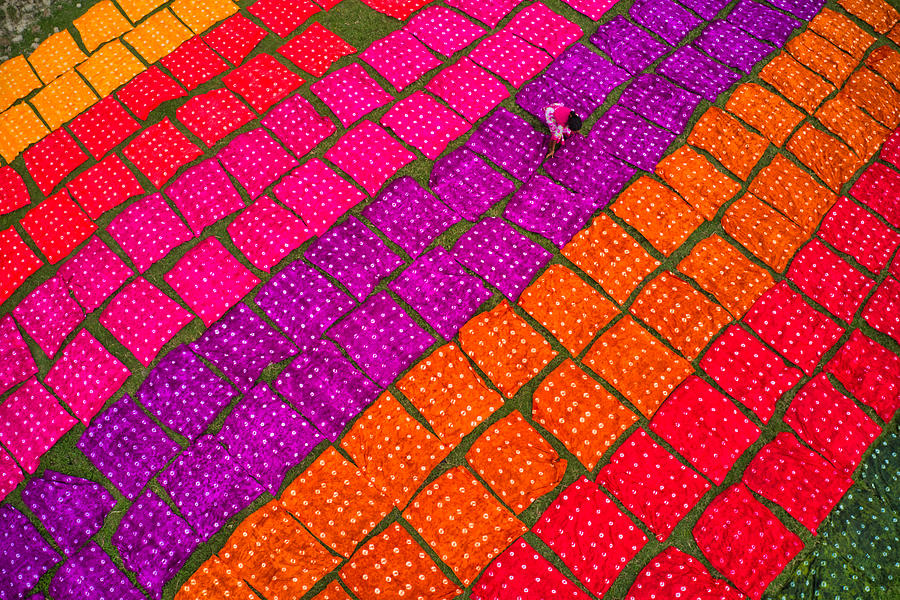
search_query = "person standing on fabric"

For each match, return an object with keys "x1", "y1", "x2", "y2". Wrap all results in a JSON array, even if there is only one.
[{"x1": 543, "y1": 103, "x2": 583, "y2": 158}]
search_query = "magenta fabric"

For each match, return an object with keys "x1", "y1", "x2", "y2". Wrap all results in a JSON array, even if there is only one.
[
  {"x1": 444, "y1": 0, "x2": 517, "y2": 27},
  {"x1": 787, "y1": 239, "x2": 875, "y2": 322},
  {"x1": 0, "y1": 378, "x2": 76, "y2": 472},
  {"x1": 825, "y1": 329, "x2": 900, "y2": 422},
  {"x1": 469, "y1": 31, "x2": 553, "y2": 88},
  {"x1": 56, "y1": 237, "x2": 132, "y2": 312},
  {"x1": 274, "y1": 158, "x2": 366, "y2": 235},
  {"x1": 311, "y1": 63, "x2": 393, "y2": 127},
  {"x1": 13, "y1": 276, "x2": 83, "y2": 358},
  {"x1": 430, "y1": 147, "x2": 515, "y2": 220},
  {"x1": 851, "y1": 163, "x2": 900, "y2": 229},
  {"x1": 164, "y1": 158, "x2": 244, "y2": 236},
  {"x1": 361, "y1": 30, "x2": 443, "y2": 90},
  {"x1": 505, "y1": 175, "x2": 598, "y2": 248},
  {"x1": 616, "y1": 74, "x2": 701, "y2": 134},
  {"x1": 227, "y1": 195, "x2": 312, "y2": 271},
  {"x1": 426, "y1": 57, "x2": 510, "y2": 123},
  {"x1": 405, "y1": 5, "x2": 486, "y2": 56},
  {"x1": 727, "y1": 0, "x2": 801, "y2": 46},
  {"x1": 0, "y1": 314, "x2": 38, "y2": 394},
  {"x1": 262, "y1": 94, "x2": 336, "y2": 158},
  {"x1": 44, "y1": 330, "x2": 130, "y2": 425},
  {"x1": 465, "y1": 107, "x2": 549, "y2": 181},
  {"x1": 543, "y1": 134, "x2": 636, "y2": 203},
  {"x1": 506, "y1": 3, "x2": 583, "y2": 58},
  {"x1": 863, "y1": 277, "x2": 900, "y2": 344},
  {"x1": 325, "y1": 121, "x2": 417, "y2": 195},
  {"x1": 590, "y1": 105, "x2": 677, "y2": 171},
  {"x1": 50, "y1": 542, "x2": 144, "y2": 600},
  {"x1": 107, "y1": 193, "x2": 193, "y2": 273},
  {"x1": 630, "y1": 0, "x2": 702, "y2": 45},
  {"x1": 817, "y1": 196, "x2": 900, "y2": 273},
  {"x1": 218, "y1": 128, "x2": 298, "y2": 198},
  {"x1": 656, "y1": 45, "x2": 742, "y2": 102},
  {"x1": 0, "y1": 448, "x2": 23, "y2": 502},
  {"x1": 0, "y1": 505, "x2": 61, "y2": 600},
  {"x1": 381, "y1": 91, "x2": 470, "y2": 159},
  {"x1": 591, "y1": 15, "x2": 670, "y2": 74},
  {"x1": 624, "y1": 547, "x2": 744, "y2": 600}
]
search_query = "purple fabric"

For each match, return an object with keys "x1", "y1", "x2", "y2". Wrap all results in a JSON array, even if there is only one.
[
  {"x1": 329, "y1": 291, "x2": 434, "y2": 387},
  {"x1": 0, "y1": 314, "x2": 37, "y2": 395},
  {"x1": 217, "y1": 383, "x2": 324, "y2": 495},
  {"x1": 158, "y1": 435, "x2": 263, "y2": 541},
  {"x1": 50, "y1": 542, "x2": 143, "y2": 600},
  {"x1": 544, "y1": 134, "x2": 636, "y2": 204},
  {"x1": 617, "y1": 74, "x2": 701, "y2": 133},
  {"x1": 768, "y1": 0, "x2": 825, "y2": 21},
  {"x1": 429, "y1": 148, "x2": 515, "y2": 221},
  {"x1": 677, "y1": 0, "x2": 729, "y2": 19},
  {"x1": 517, "y1": 74, "x2": 597, "y2": 122},
  {"x1": 305, "y1": 216, "x2": 405, "y2": 301},
  {"x1": 590, "y1": 15, "x2": 670, "y2": 74},
  {"x1": 630, "y1": 0, "x2": 703, "y2": 45},
  {"x1": 0, "y1": 505, "x2": 60, "y2": 600},
  {"x1": 111, "y1": 490, "x2": 200, "y2": 600},
  {"x1": 217, "y1": 128, "x2": 298, "y2": 198},
  {"x1": 504, "y1": 175, "x2": 598, "y2": 248},
  {"x1": 20, "y1": 471, "x2": 115, "y2": 556},
  {"x1": 544, "y1": 44, "x2": 629, "y2": 107},
  {"x1": 274, "y1": 340, "x2": 381, "y2": 441},
  {"x1": 465, "y1": 108, "x2": 549, "y2": 181},
  {"x1": 452, "y1": 217, "x2": 553, "y2": 302},
  {"x1": 254, "y1": 261, "x2": 355, "y2": 350},
  {"x1": 726, "y1": 0, "x2": 800, "y2": 47},
  {"x1": 362, "y1": 176, "x2": 461, "y2": 258},
  {"x1": 657, "y1": 45, "x2": 742, "y2": 102},
  {"x1": 591, "y1": 105, "x2": 677, "y2": 171},
  {"x1": 189, "y1": 303, "x2": 297, "y2": 393},
  {"x1": 390, "y1": 246, "x2": 492, "y2": 340},
  {"x1": 77, "y1": 395, "x2": 179, "y2": 500},
  {"x1": 135, "y1": 345, "x2": 237, "y2": 440},
  {"x1": 694, "y1": 20, "x2": 774, "y2": 73}
]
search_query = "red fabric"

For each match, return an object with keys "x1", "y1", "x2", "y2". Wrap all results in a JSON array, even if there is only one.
[
  {"x1": 248, "y1": 0, "x2": 319, "y2": 37},
  {"x1": 892, "y1": 248, "x2": 900, "y2": 280},
  {"x1": 826, "y1": 329, "x2": 900, "y2": 422},
  {"x1": 117, "y1": 66, "x2": 187, "y2": 121},
  {"x1": 787, "y1": 239, "x2": 874, "y2": 322},
  {"x1": 67, "y1": 96, "x2": 140, "y2": 160},
  {"x1": 743, "y1": 281, "x2": 844, "y2": 375},
  {"x1": 20, "y1": 190, "x2": 96, "y2": 265},
  {"x1": 624, "y1": 547, "x2": 744, "y2": 600},
  {"x1": 471, "y1": 538, "x2": 591, "y2": 600},
  {"x1": 223, "y1": 53, "x2": 304, "y2": 113},
  {"x1": 817, "y1": 196, "x2": 900, "y2": 273},
  {"x1": 784, "y1": 373, "x2": 882, "y2": 474},
  {"x1": 743, "y1": 431, "x2": 853, "y2": 534},
  {"x1": 23, "y1": 129, "x2": 88, "y2": 196},
  {"x1": 66, "y1": 154, "x2": 143, "y2": 220},
  {"x1": 0, "y1": 227, "x2": 42, "y2": 304},
  {"x1": 851, "y1": 162, "x2": 900, "y2": 228},
  {"x1": 0, "y1": 166, "x2": 28, "y2": 215},
  {"x1": 122, "y1": 118, "x2": 203, "y2": 188},
  {"x1": 227, "y1": 196, "x2": 312, "y2": 271},
  {"x1": 160, "y1": 37, "x2": 229, "y2": 90},
  {"x1": 278, "y1": 22, "x2": 356, "y2": 77},
  {"x1": 693, "y1": 484, "x2": 804, "y2": 600},
  {"x1": 863, "y1": 277, "x2": 900, "y2": 343},
  {"x1": 700, "y1": 324, "x2": 803, "y2": 423},
  {"x1": 596, "y1": 428, "x2": 710, "y2": 542},
  {"x1": 531, "y1": 476, "x2": 648, "y2": 597},
  {"x1": 176, "y1": 88, "x2": 255, "y2": 147},
  {"x1": 203, "y1": 14, "x2": 268, "y2": 65},
  {"x1": 360, "y1": 0, "x2": 434, "y2": 20},
  {"x1": 882, "y1": 127, "x2": 900, "y2": 168},
  {"x1": 650, "y1": 375, "x2": 760, "y2": 485}
]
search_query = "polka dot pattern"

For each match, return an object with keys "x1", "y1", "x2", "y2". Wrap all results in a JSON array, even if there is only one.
[
  {"x1": 13, "y1": 276, "x2": 83, "y2": 358},
  {"x1": 223, "y1": 53, "x2": 304, "y2": 113},
  {"x1": 851, "y1": 162, "x2": 900, "y2": 227},
  {"x1": 788, "y1": 239, "x2": 874, "y2": 322},
  {"x1": 726, "y1": 83, "x2": 805, "y2": 148},
  {"x1": 274, "y1": 158, "x2": 365, "y2": 235},
  {"x1": 728, "y1": 0, "x2": 800, "y2": 46},
  {"x1": 0, "y1": 378, "x2": 76, "y2": 473},
  {"x1": 174, "y1": 555, "x2": 257, "y2": 600},
  {"x1": 818, "y1": 195, "x2": 900, "y2": 272},
  {"x1": 465, "y1": 107, "x2": 549, "y2": 182},
  {"x1": 431, "y1": 147, "x2": 515, "y2": 220},
  {"x1": 123, "y1": 118, "x2": 203, "y2": 188},
  {"x1": 0, "y1": 314, "x2": 38, "y2": 395},
  {"x1": 656, "y1": 45, "x2": 741, "y2": 102},
  {"x1": 425, "y1": 58, "x2": 510, "y2": 123},
  {"x1": 470, "y1": 31, "x2": 552, "y2": 89},
  {"x1": 0, "y1": 505, "x2": 61, "y2": 598},
  {"x1": 159, "y1": 37, "x2": 229, "y2": 91},
  {"x1": 405, "y1": 5, "x2": 486, "y2": 57},
  {"x1": 23, "y1": 128, "x2": 88, "y2": 196},
  {"x1": 362, "y1": 30, "x2": 441, "y2": 91},
  {"x1": 759, "y1": 53, "x2": 835, "y2": 114},
  {"x1": 843, "y1": 66, "x2": 900, "y2": 127},
  {"x1": 50, "y1": 541, "x2": 145, "y2": 600},
  {"x1": 218, "y1": 128, "x2": 298, "y2": 198},
  {"x1": 325, "y1": 120, "x2": 416, "y2": 196},
  {"x1": 107, "y1": 193, "x2": 193, "y2": 272},
  {"x1": 248, "y1": 0, "x2": 320, "y2": 37},
  {"x1": 629, "y1": 0, "x2": 701, "y2": 45},
  {"x1": 311, "y1": 63, "x2": 393, "y2": 128},
  {"x1": 722, "y1": 192, "x2": 807, "y2": 272},
  {"x1": 68, "y1": 96, "x2": 140, "y2": 160},
  {"x1": 590, "y1": 15, "x2": 669, "y2": 74},
  {"x1": 689, "y1": 107, "x2": 770, "y2": 181},
  {"x1": 0, "y1": 165, "x2": 28, "y2": 216},
  {"x1": 171, "y1": 0, "x2": 239, "y2": 35},
  {"x1": 382, "y1": 91, "x2": 470, "y2": 160},
  {"x1": 656, "y1": 146, "x2": 740, "y2": 219},
  {"x1": 279, "y1": 22, "x2": 356, "y2": 78},
  {"x1": 445, "y1": 0, "x2": 517, "y2": 28},
  {"x1": 0, "y1": 104, "x2": 49, "y2": 163},
  {"x1": 164, "y1": 158, "x2": 244, "y2": 236},
  {"x1": 117, "y1": 66, "x2": 187, "y2": 121},
  {"x1": 787, "y1": 123, "x2": 864, "y2": 192},
  {"x1": 507, "y1": 3, "x2": 581, "y2": 58},
  {"x1": 866, "y1": 45, "x2": 900, "y2": 89},
  {"x1": 227, "y1": 195, "x2": 311, "y2": 271},
  {"x1": 618, "y1": 73, "x2": 701, "y2": 134},
  {"x1": 360, "y1": 0, "x2": 433, "y2": 20},
  {"x1": 67, "y1": 154, "x2": 143, "y2": 220},
  {"x1": 0, "y1": 447, "x2": 23, "y2": 502},
  {"x1": 0, "y1": 55, "x2": 42, "y2": 112},
  {"x1": 0, "y1": 227, "x2": 43, "y2": 304},
  {"x1": 203, "y1": 13, "x2": 268, "y2": 66},
  {"x1": 817, "y1": 94, "x2": 891, "y2": 162},
  {"x1": 27, "y1": 30, "x2": 87, "y2": 84},
  {"x1": 176, "y1": 88, "x2": 255, "y2": 148},
  {"x1": 695, "y1": 19, "x2": 775, "y2": 73},
  {"x1": 76, "y1": 40, "x2": 146, "y2": 98},
  {"x1": 262, "y1": 93, "x2": 336, "y2": 159},
  {"x1": 751, "y1": 154, "x2": 838, "y2": 235},
  {"x1": 123, "y1": 9, "x2": 194, "y2": 65},
  {"x1": 624, "y1": 547, "x2": 744, "y2": 600},
  {"x1": 592, "y1": 105, "x2": 677, "y2": 172},
  {"x1": 862, "y1": 276, "x2": 900, "y2": 343},
  {"x1": 787, "y1": 30, "x2": 856, "y2": 87}
]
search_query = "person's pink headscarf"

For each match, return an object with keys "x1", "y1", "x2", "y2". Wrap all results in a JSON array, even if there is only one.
[{"x1": 552, "y1": 105, "x2": 572, "y2": 125}]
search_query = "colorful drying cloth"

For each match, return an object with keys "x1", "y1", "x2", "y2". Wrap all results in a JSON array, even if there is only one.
[{"x1": 430, "y1": 148, "x2": 516, "y2": 220}]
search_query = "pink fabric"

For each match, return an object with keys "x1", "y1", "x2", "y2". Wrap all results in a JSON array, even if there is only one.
[
  {"x1": 787, "y1": 239, "x2": 875, "y2": 322},
  {"x1": 262, "y1": 94, "x2": 336, "y2": 159},
  {"x1": 863, "y1": 277, "x2": 900, "y2": 343},
  {"x1": 471, "y1": 538, "x2": 591, "y2": 600},
  {"x1": 559, "y1": 0, "x2": 617, "y2": 19},
  {"x1": 0, "y1": 314, "x2": 37, "y2": 395},
  {"x1": 381, "y1": 91, "x2": 471, "y2": 159},
  {"x1": 99, "y1": 278, "x2": 194, "y2": 366},
  {"x1": 108, "y1": 193, "x2": 193, "y2": 272},
  {"x1": 217, "y1": 128, "x2": 298, "y2": 198},
  {"x1": 164, "y1": 159, "x2": 244, "y2": 236},
  {"x1": 227, "y1": 196, "x2": 312, "y2": 271},
  {"x1": 57, "y1": 237, "x2": 132, "y2": 313},
  {"x1": 0, "y1": 447, "x2": 23, "y2": 501},
  {"x1": 361, "y1": 31, "x2": 443, "y2": 91},
  {"x1": 310, "y1": 63, "x2": 394, "y2": 127},
  {"x1": 325, "y1": 121, "x2": 416, "y2": 195},
  {"x1": 44, "y1": 330, "x2": 130, "y2": 425},
  {"x1": 426, "y1": 58, "x2": 510, "y2": 122},
  {"x1": 825, "y1": 329, "x2": 900, "y2": 422},
  {"x1": 817, "y1": 196, "x2": 900, "y2": 273},
  {"x1": 469, "y1": 31, "x2": 552, "y2": 88},
  {"x1": 405, "y1": 6, "x2": 486, "y2": 57},
  {"x1": 13, "y1": 277, "x2": 83, "y2": 359},
  {"x1": 444, "y1": 0, "x2": 518, "y2": 27},
  {"x1": 274, "y1": 158, "x2": 366, "y2": 233},
  {"x1": 506, "y1": 3, "x2": 583, "y2": 58},
  {"x1": 0, "y1": 378, "x2": 76, "y2": 472},
  {"x1": 66, "y1": 154, "x2": 143, "y2": 220}
]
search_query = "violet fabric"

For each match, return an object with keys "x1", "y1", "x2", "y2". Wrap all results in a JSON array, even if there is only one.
[
  {"x1": 543, "y1": 44, "x2": 630, "y2": 107},
  {"x1": 590, "y1": 15, "x2": 670, "y2": 74},
  {"x1": 217, "y1": 383, "x2": 324, "y2": 495},
  {"x1": 329, "y1": 290, "x2": 434, "y2": 387},
  {"x1": 465, "y1": 108, "x2": 549, "y2": 181},
  {"x1": 390, "y1": 246, "x2": 492, "y2": 340},
  {"x1": 136, "y1": 345, "x2": 237, "y2": 440},
  {"x1": 13, "y1": 276, "x2": 83, "y2": 358},
  {"x1": 0, "y1": 505, "x2": 61, "y2": 600},
  {"x1": 0, "y1": 314, "x2": 37, "y2": 395},
  {"x1": 726, "y1": 0, "x2": 800, "y2": 47},
  {"x1": 254, "y1": 261, "x2": 355, "y2": 351},
  {"x1": 677, "y1": 0, "x2": 730, "y2": 19},
  {"x1": 452, "y1": 217, "x2": 553, "y2": 302},
  {"x1": 218, "y1": 128, "x2": 299, "y2": 199},
  {"x1": 111, "y1": 490, "x2": 200, "y2": 600},
  {"x1": 164, "y1": 158, "x2": 244, "y2": 236},
  {"x1": 617, "y1": 74, "x2": 701, "y2": 133},
  {"x1": 505, "y1": 175, "x2": 598, "y2": 248},
  {"x1": 768, "y1": 0, "x2": 825, "y2": 21},
  {"x1": 630, "y1": 0, "x2": 703, "y2": 45},
  {"x1": 21, "y1": 471, "x2": 115, "y2": 556},
  {"x1": 261, "y1": 94, "x2": 336, "y2": 159},
  {"x1": 543, "y1": 134, "x2": 636, "y2": 204},
  {"x1": 274, "y1": 340, "x2": 381, "y2": 441},
  {"x1": 56, "y1": 237, "x2": 132, "y2": 312},
  {"x1": 591, "y1": 105, "x2": 677, "y2": 171},
  {"x1": 517, "y1": 74, "x2": 597, "y2": 123},
  {"x1": 77, "y1": 395, "x2": 180, "y2": 500},
  {"x1": 190, "y1": 303, "x2": 298, "y2": 393},
  {"x1": 694, "y1": 20, "x2": 775, "y2": 73},
  {"x1": 656, "y1": 45, "x2": 742, "y2": 102},
  {"x1": 158, "y1": 435, "x2": 264, "y2": 541},
  {"x1": 50, "y1": 542, "x2": 144, "y2": 600},
  {"x1": 429, "y1": 147, "x2": 515, "y2": 221},
  {"x1": 362, "y1": 176, "x2": 461, "y2": 257},
  {"x1": 305, "y1": 216, "x2": 405, "y2": 301}
]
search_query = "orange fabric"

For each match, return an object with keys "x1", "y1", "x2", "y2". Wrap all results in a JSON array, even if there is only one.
[
  {"x1": 785, "y1": 30, "x2": 858, "y2": 86},
  {"x1": 175, "y1": 555, "x2": 259, "y2": 600},
  {"x1": 890, "y1": 22, "x2": 900, "y2": 45},
  {"x1": 722, "y1": 193, "x2": 806, "y2": 272},
  {"x1": 533, "y1": 359, "x2": 638, "y2": 470},
  {"x1": 172, "y1": 0, "x2": 240, "y2": 34},
  {"x1": 465, "y1": 411, "x2": 566, "y2": 514},
  {"x1": 866, "y1": 45, "x2": 900, "y2": 90},
  {"x1": 786, "y1": 123, "x2": 865, "y2": 192},
  {"x1": 0, "y1": 56, "x2": 41, "y2": 113},
  {"x1": 816, "y1": 95, "x2": 891, "y2": 161},
  {"x1": 30, "y1": 70, "x2": 98, "y2": 130},
  {"x1": 0, "y1": 104, "x2": 49, "y2": 162},
  {"x1": 749, "y1": 153, "x2": 838, "y2": 234},
  {"x1": 27, "y1": 31, "x2": 87, "y2": 84},
  {"x1": 610, "y1": 176, "x2": 704, "y2": 256},
  {"x1": 809, "y1": 8, "x2": 875, "y2": 59},
  {"x1": 403, "y1": 466, "x2": 526, "y2": 585},
  {"x1": 677, "y1": 235, "x2": 774, "y2": 319},
  {"x1": 117, "y1": 0, "x2": 167, "y2": 22},
  {"x1": 725, "y1": 83, "x2": 804, "y2": 147},
  {"x1": 396, "y1": 343, "x2": 502, "y2": 446},
  {"x1": 519, "y1": 264, "x2": 618, "y2": 356},
  {"x1": 655, "y1": 146, "x2": 741, "y2": 219},
  {"x1": 281, "y1": 446, "x2": 393, "y2": 557},
  {"x1": 687, "y1": 107, "x2": 770, "y2": 180},
  {"x1": 838, "y1": 0, "x2": 899, "y2": 34},
  {"x1": 73, "y1": 1, "x2": 133, "y2": 52},
  {"x1": 340, "y1": 392, "x2": 449, "y2": 508},
  {"x1": 219, "y1": 501, "x2": 341, "y2": 600},
  {"x1": 458, "y1": 301, "x2": 558, "y2": 399},
  {"x1": 340, "y1": 522, "x2": 462, "y2": 600},
  {"x1": 562, "y1": 213, "x2": 660, "y2": 304},
  {"x1": 124, "y1": 9, "x2": 194, "y2": 64},
  {"x1": 313, "y1": 581, "x2": 353, "y2": 600},
  {"x1": 630, "y1": 271, "x2": 732, "y2": 360},
  {"x1": 582, "y1": 316, "x2": 692, "y2": 419},
  {"x1": 840, "y1": 68, "x2": 900, "y2": 129},
  {"x1": 76, "y1": 40, "x2": 146, "y2": 97},
  {"x1": 760, "y1": 53, "x2": 835, "y2": 114}
]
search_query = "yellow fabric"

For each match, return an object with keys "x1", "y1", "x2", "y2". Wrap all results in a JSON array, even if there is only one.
[
  {"x1": 31, "y1": 70, "x2": 98, "y2": 130},
  {"x1": 115, "y1": 0, "x2": 166, "y2": 22},
  {"x1": 123, "y1": 9, "x2": 193, "y2": 64},
  {"x1": 27, "y1": 31, "x2": 87, "y2": 84},
  {"x1": 171, "y1": 0, "x2": 240, "y2": 34},
  {"x1": 0, "y1": 104, "x2": 49, "y2": 162},
  {"x1": 0, "y1": 57, "x2": 41, "y2": 113},
  {"x1": 77, "y1": 40, "x2": 146, "y2": 97},
  {"x1": 74, "y1": 0, "x2": 133, "y2": 52}
]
